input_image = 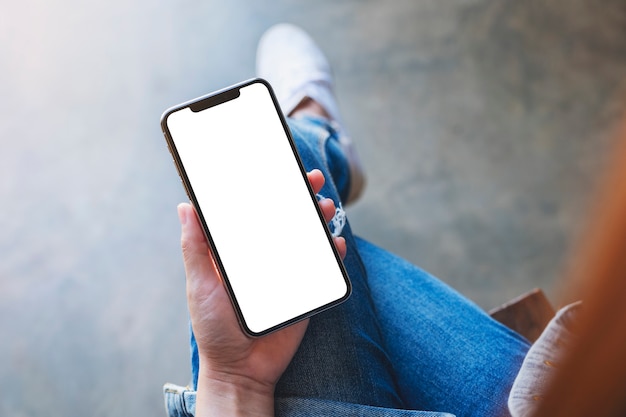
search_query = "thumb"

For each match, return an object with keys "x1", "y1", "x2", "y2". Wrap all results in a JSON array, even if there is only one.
[{"x1": 178, "y1": 203, "x2": 220, "y2": 290}]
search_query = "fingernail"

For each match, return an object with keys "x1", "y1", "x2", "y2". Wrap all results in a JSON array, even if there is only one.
[{"x1": 177, "y1": 204, "x2": 188, "y2": 225}]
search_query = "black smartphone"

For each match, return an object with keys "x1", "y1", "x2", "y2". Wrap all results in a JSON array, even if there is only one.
[{"x1": 161, "y1": 78, "x2": 351, "y2": 337}]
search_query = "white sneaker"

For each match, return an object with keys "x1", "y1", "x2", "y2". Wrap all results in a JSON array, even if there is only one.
[
  {"x1": 256, "y1": 23, "x2": 365, "y2": 204},
  {"x1": 256, "y1": 23, "x2": 341, "y2": 122}
]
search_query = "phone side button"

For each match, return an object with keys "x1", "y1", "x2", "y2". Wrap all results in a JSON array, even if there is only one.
[{"x1": 182, "y1": 182, "x2": 193, "y2": 201}]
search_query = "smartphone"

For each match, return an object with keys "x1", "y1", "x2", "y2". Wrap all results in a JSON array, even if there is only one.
[{"x1": 161, "y1": 78, "x2": 351, "y2": 337}]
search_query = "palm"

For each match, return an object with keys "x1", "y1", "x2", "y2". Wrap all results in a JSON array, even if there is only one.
[{"x1": 188, "y1": 265, "x2": 308, "y2": 385}]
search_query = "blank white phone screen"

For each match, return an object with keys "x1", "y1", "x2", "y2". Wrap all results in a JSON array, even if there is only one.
[{"x1": 165, "y1": 81, "x2": 350, "y2": 335}]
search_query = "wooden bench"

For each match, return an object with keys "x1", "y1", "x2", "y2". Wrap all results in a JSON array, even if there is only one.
[{"x1": 488, "y1": 288, "x2": 555, "y2": 343}]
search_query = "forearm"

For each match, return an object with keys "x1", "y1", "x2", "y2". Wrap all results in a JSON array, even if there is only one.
[{"x1": 196, "y1": 368, "x2": 275, "y2": 417}]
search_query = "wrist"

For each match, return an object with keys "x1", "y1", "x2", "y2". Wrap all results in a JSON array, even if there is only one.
[{"x1": 196, "y1": 368, "x2": 276, "y2": 417}]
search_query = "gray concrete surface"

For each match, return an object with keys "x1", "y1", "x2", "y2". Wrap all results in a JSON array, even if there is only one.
[{"x1": 1, "y1": 0, "x2": 625, "y2": 415}]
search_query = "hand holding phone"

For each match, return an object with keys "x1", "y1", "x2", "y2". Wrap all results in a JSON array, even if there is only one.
[{"x1": 178, "y1": 169, "x2": 345, "y2": 415}]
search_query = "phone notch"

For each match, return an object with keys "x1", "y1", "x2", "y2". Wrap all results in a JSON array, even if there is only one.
[{"x1": 189, "y1": 88, "x2": 241, "y2": 113}]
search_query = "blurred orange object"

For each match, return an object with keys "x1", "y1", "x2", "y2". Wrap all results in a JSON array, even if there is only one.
[{"x1": 534, "y1": 122, "x2": 626, "y2": 416}]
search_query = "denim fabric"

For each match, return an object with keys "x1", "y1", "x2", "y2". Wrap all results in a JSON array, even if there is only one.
[
  {"x1": 277, "y1": 398, "x2": 454, "y2": 417},
  {"x1": 166, "y1": 116, "x2": 530, "y2": 417},
  {"x1": 163, "y1": 383, "x2": 453, "y2": 416},
  {"x1": 355, "y1": 237, "x2": 529, "y2": 416},
  {"x1": 163, "y1": 383, "x2": 196, "y2": 417}
]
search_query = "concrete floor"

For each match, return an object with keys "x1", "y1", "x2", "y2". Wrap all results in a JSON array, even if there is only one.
[{"x1": 1, "y1": 0, "x2": 625, "y2": 415}]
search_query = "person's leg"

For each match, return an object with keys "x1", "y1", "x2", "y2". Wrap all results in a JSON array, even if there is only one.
[
  {"x1": 284, "y1": 118, "x2": 529, "y2": 415},
  {"x1": 255, "y1": 23, "x2": 530, "y2": 416},
  {"x1": 276, "y1": 116, "x2": 529, "y2": 417},
  {"x1": 358, "y1": 238, "x2": 530, "y2": 416}
]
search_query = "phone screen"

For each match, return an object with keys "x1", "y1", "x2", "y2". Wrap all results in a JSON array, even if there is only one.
[{"x1": 162, "y1": 79, "x2": 351, "y2": 336}]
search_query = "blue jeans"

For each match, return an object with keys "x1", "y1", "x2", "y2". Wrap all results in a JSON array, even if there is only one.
[{"x1": 165, "y1": 117, "x2": 530, "y2": 417}]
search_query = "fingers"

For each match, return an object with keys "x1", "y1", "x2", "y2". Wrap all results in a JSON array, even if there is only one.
[
  {"x1": 307, "y1": 169, "x2": 336, "y2": 224},
  {"x1": 306, "y1": 170, "x2": 347, "y2": 260},
  {"x1": 334, "y1": 236, "x2": 347, "y2": 259},
  {"x1": 306, "y1": 169, "x2": 325, "y2": 194},
  {"x1": 318, "y1": 197, "x2": 337, "y2": 224}
]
